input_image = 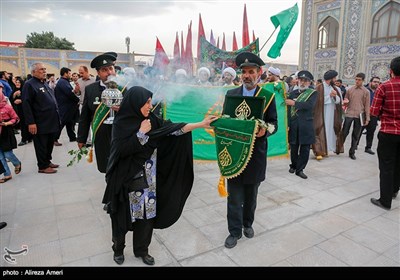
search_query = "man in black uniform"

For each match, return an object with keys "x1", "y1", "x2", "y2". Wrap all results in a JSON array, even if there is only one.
[
  {"x1": 285, "y1": 70, "x2": 318, "y2": 179},
  {"x1": 223, "y1": 52, "x2": 278, "y2": 249},
  {"x1": 77, "y1": 53, "x2": 117, "y2": 173},
  {"x1": 22, "y1": 62, "x2": 61, "y2": 174}
]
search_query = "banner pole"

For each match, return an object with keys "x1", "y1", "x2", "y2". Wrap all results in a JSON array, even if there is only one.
[{"x1": 258, "y1": 27, "x2": 278, "y2": 55}]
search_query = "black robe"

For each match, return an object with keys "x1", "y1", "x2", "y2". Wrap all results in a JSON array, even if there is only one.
[{"x1": 102, "y1": 86, "x2": 194, "y2": 233}]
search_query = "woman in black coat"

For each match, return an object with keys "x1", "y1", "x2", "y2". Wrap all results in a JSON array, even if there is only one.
[{"x1": 102, "y1": 86, "x2": 216, "y2": 266}]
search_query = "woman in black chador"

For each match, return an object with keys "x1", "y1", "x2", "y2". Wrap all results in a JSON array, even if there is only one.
[{"x1": 103, "y1": 86, "x2": 217, "y2": 266}]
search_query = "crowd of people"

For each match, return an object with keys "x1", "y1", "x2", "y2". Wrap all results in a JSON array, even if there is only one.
[{"x1": 0, "y1": 54, "x2": 399, "y2": 266}]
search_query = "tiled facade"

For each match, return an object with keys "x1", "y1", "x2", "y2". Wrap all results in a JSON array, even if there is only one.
[{"x1": 299, "y1": 0, "x2": 400, "y2": 84}]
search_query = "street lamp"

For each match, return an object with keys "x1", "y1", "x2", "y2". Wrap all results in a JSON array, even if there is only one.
[{"x1": 125, "y1": 36, "x2": 130, "y2": 53}]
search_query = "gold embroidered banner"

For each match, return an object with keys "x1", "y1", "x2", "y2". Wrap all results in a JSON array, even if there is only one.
[{"x1": 212, "y1": 118, "x2": 258, "y2": 178}]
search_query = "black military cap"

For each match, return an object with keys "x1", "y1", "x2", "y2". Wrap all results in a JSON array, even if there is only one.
[
  {"x1": 323, "y1": 70, "x2": 338, "y2": 80},
  {"x1": 235, "y1": 51, "x2": 265, "y2": 68},
  {"x1": 103, "y1": 52, "x2": 118, "y2": 58},
  {"x1": 90, "y1": 54, "x2": 117, "y2": 69},
  {"x1": 297, "y1": 70, "x2": 314, "y2": 81}
]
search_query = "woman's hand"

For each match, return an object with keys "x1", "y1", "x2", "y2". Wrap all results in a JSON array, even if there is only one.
[
  {"x1": 139, "y1": 119, "x2": 151, "y2": 134},
  {"x1": 13, "y1": 90, "x2": 21, "y2": 98},
  {"x1": 201, "y1": 115, "x2": 219, "y2": 128}
]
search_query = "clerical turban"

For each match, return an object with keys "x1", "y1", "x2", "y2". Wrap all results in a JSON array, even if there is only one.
[
  {"x1": 175, "y1": 69, "x2": 187, "y2": 77},
  {"x1": 268, "y1": 66, "x2": 281, "y2": 76},
  {"x1": 323, "y1": 70, "x2": 338, "y2": 80},
  {"x1": 198, "y1": 67, "x2": 211, "y2": 77},
  {"x1": 222, "y1": 67, "x2": 236, "y2": 79}
]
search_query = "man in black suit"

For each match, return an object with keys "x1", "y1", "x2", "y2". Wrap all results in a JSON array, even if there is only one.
[
  {"x1": 77, "y1": 53, "x2": 117, "y2": 173},
  {"x1": 54, "y1": 67, "x2": 80, "y2": 145},
  {"x1": 223, "y1": 52, "x2": 278, "y2": 248},
  {"x1": 22, "y1": 62, "x2": 61, "y2": 174},
  {"x1": 285, "y1": 70, "x2": 318, "y2": 179}
]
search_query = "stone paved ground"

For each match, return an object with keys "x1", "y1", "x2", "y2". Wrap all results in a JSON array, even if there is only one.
[{"x1": 0, "y1": 130, "x2": 398, "y2": 267}]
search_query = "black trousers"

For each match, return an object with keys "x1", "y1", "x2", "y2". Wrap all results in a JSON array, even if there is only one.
[
  {"x1": 365, "y1": 116, "x2": 378, "y2": 149},
  {"x1": 342, "y1": 117, "x2": 362, "y2": 155},
  {"x1": 227, "y1": 181, "x2": 260, "y2": 237},
  {"x1": 56, "y1": 119, "x2": 76, "y2": 142},
  {"x1": 32, "y1": 133, "x2": 56, "y2": 170},
  {"x1": 377, "y1": 132, "x2": 400, "y2": 208},
  {"x1": 111, "y1": 215, "x2": 154, "y2": 257},
  {"x1": 290, "y1": 143, "x2": 311, "y2": 173}
]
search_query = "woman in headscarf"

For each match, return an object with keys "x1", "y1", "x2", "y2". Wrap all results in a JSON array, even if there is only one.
[
  {"x1": 102, "y1": 86, "x2": 217, "y2": 266},
  {"x1": 0, "y1": 86, "x2": 21, "y2": 182}
]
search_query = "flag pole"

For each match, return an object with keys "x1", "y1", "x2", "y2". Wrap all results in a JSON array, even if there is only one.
[{"x1": 257, "y1": 27, "x2": 278, "y2": 55}]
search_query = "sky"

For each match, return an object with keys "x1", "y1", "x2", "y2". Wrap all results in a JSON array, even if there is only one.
[{"x1": 0, "y1": 0, "x2": 302, "y2": 65}]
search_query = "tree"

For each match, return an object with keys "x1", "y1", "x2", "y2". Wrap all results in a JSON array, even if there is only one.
[{"x1": 24, "y1": 31, "x2": 76, "y2": 50}]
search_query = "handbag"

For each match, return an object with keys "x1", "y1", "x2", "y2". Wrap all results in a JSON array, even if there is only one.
[
  {"x1": 127, "y1": 169, "x2": 149, "y2": 192},
  {"x1": 0, "y1": 124, "x2": 17, "y2": 151}
]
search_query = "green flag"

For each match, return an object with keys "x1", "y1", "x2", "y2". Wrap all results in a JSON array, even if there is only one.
[
  {"x1": 163, "y1": 83, "x2": 288, "y2": 160},
  {"x1": 267, "y1": 3, "x2": 299, "y2": 59}
]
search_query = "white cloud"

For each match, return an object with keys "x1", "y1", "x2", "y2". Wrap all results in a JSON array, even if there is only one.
[{"x1": 1, "y1": 0, "x2": 301, "y2": 64}]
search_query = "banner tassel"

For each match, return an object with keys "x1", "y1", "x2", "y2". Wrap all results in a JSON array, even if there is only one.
[
  {"x1": 87, "y1": 147, "x2": 93, "y2": 163},
  {"x1": 218, "y1": 176, "x2": 228, "y2": 197}
]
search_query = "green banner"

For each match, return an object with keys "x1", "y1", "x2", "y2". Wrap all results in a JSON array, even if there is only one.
[
  {"x1": 163, "y1": 83, "x2": 288, "y2": 160},
  {"x1": 199, "y1": 37, "x2": 259, "y2": 73},
  {"x1": 212, "y1": 118, "x2": 257, "y2": 178}
]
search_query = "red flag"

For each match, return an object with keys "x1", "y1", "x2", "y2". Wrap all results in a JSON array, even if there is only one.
[
  {"x1": 153, "y1": 37, "x2": 170, "y2": 73},
  {"x1": 216, "y1": 36, "x2": 220, "y2": 49},
  {"x1": 185, "y1": 21, "x2": 193, "y2": 76},
  {"x1": 173, "y1": 32, "x2": 180, "y2": 60},
  {"x1": 242, "y1": 4, "x2": 250, "y2": 47},
  {"x1": 221, "y1": 33, "x2": 226, "y2": 51},
  {"x1": 232, "y1": 31, "x2": 238, "y2": 51},
  {"x1": 173, "y1": 32, "x2": 180, "y2": 70},
  {"x1": 197, "y1": 13, "x2": 205, "y2": 59},
  {"x1": 181, "y1": 31, "x2": 185, "y2": 60},
  {"x1": 210, "y1": 29, "x2": 216, "y2": 46},
  {"x1": 252, "y1": 30, "x2": 256, "y2": 42}
]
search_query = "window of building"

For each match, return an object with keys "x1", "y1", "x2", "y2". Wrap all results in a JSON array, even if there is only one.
[
  {"x1": 317, "y1": 17, "x2": 339, "y2": 49},
  {"x1": 371, "y1": 1, "x2": 400, "y2": 43}
]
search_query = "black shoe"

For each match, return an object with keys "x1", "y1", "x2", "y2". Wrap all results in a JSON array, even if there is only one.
[
  {"x1": 289, "y1": 167, "x2": 295, "y2": 174},
  {"x1": 295, "y1": 171, "x2": 308, "y2": 179},
  {"x1": 365, "y1": 148, "x2": 375, "y2": 155},
  {"x1": 18, "y1": 141, "x2": 27, "y2": 146},
  {"x1": 138, "y1": 254, "x2": 155, "y2": 266},
  {"x1": 370, "y1": 198, "x2": 390, "y2": 210},
  {"x1": 243, "y1": 227, "x2": 254, "y2": 238},
  {"x1": 393, "y1": 192, "x2": 398, "y2": 199},
  {"x1": 224, "y1": 234, "x2": 242, "y2": 249},
  {"x1": 113, "y1": 254, "x2": 124, "y2": 265},
  {"x1": 0, "y1": 222, "x2": 7, "y2": 230},
  {"x1": 349, "y1": 154, "x2": 356, "y2": 160},
  {"x1": 85, "y1": 143, "x2": 92, "y2": 148}
]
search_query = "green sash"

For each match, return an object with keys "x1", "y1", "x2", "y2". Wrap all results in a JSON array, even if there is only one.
[
  {"x1": 290, "y1": 89, "x2": 315, "y2": 117},
  {"x1": 255, "y1": 87, "x2": 275, "y2": 113},
  {"x1": 91, "y1": 103, "x2": 110, "y2": 144}
]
